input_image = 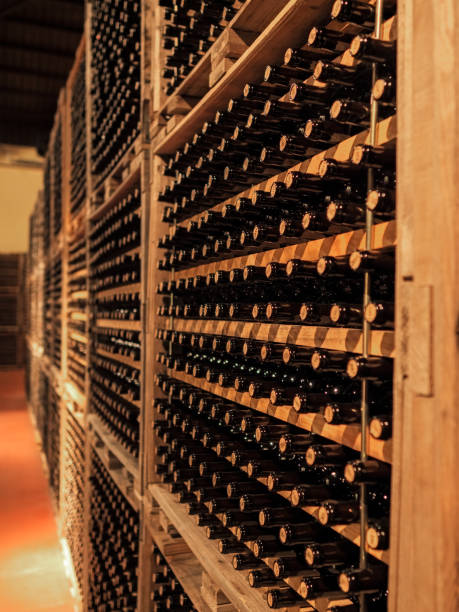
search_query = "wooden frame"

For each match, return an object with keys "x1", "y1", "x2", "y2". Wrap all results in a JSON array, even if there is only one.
[
  {"x1": 389, "y1": 1, "x2": 459, "y2": 610},
  {"x1": 24, "y1": 0, "x2": 459, "y2": 610}
]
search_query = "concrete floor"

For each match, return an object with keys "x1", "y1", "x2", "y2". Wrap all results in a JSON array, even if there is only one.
[{"x1": 0, "y1": 369, "x2": 75, "y2": 612}]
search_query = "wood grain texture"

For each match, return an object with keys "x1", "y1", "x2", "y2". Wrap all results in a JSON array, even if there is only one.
[
  {"x1": 149, "y1": 484, "x2": 273, "y2": 611},
  {"x1": 165, "y1": 316, "x2": 395, "y2": 357},
  {"x1": 390, "y1": 1, "x2": 459, "y2": 610}
]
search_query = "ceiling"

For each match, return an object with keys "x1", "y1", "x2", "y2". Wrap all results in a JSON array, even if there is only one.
[{"x1": 0, "y1": 0, "x2": 84, "y2": 154}]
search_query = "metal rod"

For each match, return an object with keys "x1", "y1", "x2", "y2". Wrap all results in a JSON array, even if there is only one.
[
  {"x1": 167, "y1": 220, "x2": 176, "y2": 358},
  {"x1": 360, "y1": 2, "x2": 385, "y2": 610}
]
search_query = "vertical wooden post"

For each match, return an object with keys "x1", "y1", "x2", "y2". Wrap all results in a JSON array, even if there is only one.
[{"x1": 390, "y1": 1, "x2": 459, "y2": 610}]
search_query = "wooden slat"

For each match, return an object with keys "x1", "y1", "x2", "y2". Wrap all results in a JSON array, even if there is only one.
[
  {"x1": 173, "y1": 115, "x2": 396, "y2": 231},
  {"x1": 95, "y1": 319, "x2": 141, "y2": 331},
  {"x1": 166, "y1": 317, "x2": 394, "y2": 358},
  {"x1": 165, "y1": 367, "x2": 392, "y2": 463},
  {"x1": 95, "y1": 283, "x2": 141, "y2": 299},
  {"x1": 149, "y1": 484, "x2": 280, "y2": 612},
  {"x1": 88, "y1": 413, "x2": 140, "y2": 510},
  {"x1": 96, "y1": 347, "x2": 140, "y2": 369},
  {"x1": 69, "y1": 331, "x2": 87, "y2": 344},
  {"x1": 146, "y1": 524, "x2": 212, "y2": 612},
  {"x1": 89, "y1": 150, "x2": 142, "y2": 221}
]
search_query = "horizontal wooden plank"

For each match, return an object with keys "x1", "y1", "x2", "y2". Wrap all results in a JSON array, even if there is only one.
[
  {"x1": 173, "y1": 221, "x2": 395, "y2": 284},
  {"x1": 149, "y1": 484, "x2": 280, "y2": 611},
  {"x1": 68, "y1": 290, "x2": 88, "y2": 300},
  {"x1": 166, "y1": 317, "x2": 394, "y2": 358},
  {"x1": 161, "y1": 0, "x2": 291, "y2": 109},
  {"x1": 69, "y1": 311, "x2": 87, "y2": 322},
  {"x1": 89, "y1": 413, "x2": 140, "y2": 511},
  {"x1": 174, "y1": 115, "x2": 396, "y2": 232},
  {"x1": 146, "y1": 525, "x2": 212, "y2": 612},
  {"x1": 95, "y1": 319, "x2": 141, "y2": 331},
  {"x1": 96, "y1": 283, "x2": 141, "y2": 299},
  {"x1": 164, "y1": 367, "x2": 392, "y2": 463}
]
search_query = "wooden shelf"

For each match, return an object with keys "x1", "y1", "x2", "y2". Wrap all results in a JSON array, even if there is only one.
[
  {"x1": 69, "y1": 331, "x2": 88, "y2": 344},
  {"x1": 172, "y1": 220, "x2": 395, "y2": 283},
  {"x1": 146, "y1": 521, "x2": 212, "y2": 612},
  {"x1": 173, "y1": 115, "x2": 396, "y2": 232},
  {"x1": 165, "y1": 367, "x2": 392, "y2": 463},
  {"x1": 95, "y1": 319, "x2": 141, "y2": 331},
  {"x1": 68, "y1": 290, "x2": 88, "y2": 300},
  {"x1": 153, "y1": 0, "x2": 335, "y2": 154},
  {"x1": 206, "y1": 445, "x2": 390, "y2": 565},
  {"x1": 148, "y1": 484, "x2": 280, "y2": 612},
  {"x1": 96, "y1": 282, "x2": 141, "y2": 299},
  {"x1": 89, "y1": 413, "x2": 140, "y2": 511},
  {"x1": 167, "y1": 317, "x2": 394, "y2": 358},
  {"x1": 159, "y1": 0, "x2": 291, "y2": 115},
  {"x1": 90, "y1": 138, "x2": 142, "y2": 220},
  {"x1": 67, "y1": 350, "x2": 87, "y2": 369},
  {"x1": 96, "y1": 347, "x2": 140, "y2": 369}
]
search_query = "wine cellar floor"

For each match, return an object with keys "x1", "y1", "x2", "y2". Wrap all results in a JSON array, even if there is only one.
[{"x1": 0, "y1": 370, "x2": 75, "y2": 612}]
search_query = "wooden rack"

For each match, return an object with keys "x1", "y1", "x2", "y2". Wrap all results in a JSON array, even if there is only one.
[{"x1": 24, "y1": 1, "x2": 459, "y2": 611}]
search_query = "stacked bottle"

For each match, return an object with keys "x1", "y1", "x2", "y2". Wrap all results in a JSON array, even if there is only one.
[
  {"x1": 150, "y1": 545, "x2": 198, "y2": 611},
  {"x1": 154, "y1": 0, "x2": 397, "y2": 608},
  {"x1": 88, "y1": 453, "x2": 139, "y2": 611},
  {"x1": 62, "y1": 408, "x2": 86, "y2": 593},
  {"x1": 90, "y1": 0, "x2": 141, "y2": 181}
]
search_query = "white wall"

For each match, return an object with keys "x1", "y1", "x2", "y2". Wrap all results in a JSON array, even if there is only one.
[{"x1": 0, "y1": 146, "x2": 43, "y2": 254}]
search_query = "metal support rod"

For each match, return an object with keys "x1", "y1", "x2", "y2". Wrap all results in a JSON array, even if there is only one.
[
  {"x1": 168, "y1": 220, "x2": 176, "y2": 358},
  {"x1": 360, "y1": 1, "x2": 385, "y2": 610}
]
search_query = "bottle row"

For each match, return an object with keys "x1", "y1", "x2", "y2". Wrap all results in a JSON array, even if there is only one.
[
  {"x1": 91, "y1": 252, "x2": 140, "y2": 293},
  {"x1": 159, "y1": 176, "x2": 394, "y2": 264},
  {"x1": 150, "y1": 545, "x2": 198, "y2": 612},
  {"x1": 95, "y1": 292, "x2": 141, "y2": 321},
  {"x1": 156, "y1": 332, "x2": 393, "y2": 404},
  {"x1": 88, "y1": 452, "x2": 139, "y2": 611},
  {"x1": 70, "y1": 57, "x2": 87, "y2": 214},
  {"x1": 155, "y1": 253, "x2": 394, "y2": 329},
  {"x1": 156, "y1": 353, "x2": 391, "y2": 430},
  {"x1": 95, "y1": 327, "x2": 141, "y2": 362},
  {"x1": 159, "y1": 112, "x2": 395, "y2": 226},
  {"x1": 91, "y1": 378, "x2": 140, "y2": 458},
  {"x1": 52, "y1": 124, "x2": 63, "y2": 237},
  {"x1": 62, "y1": 410, "x2": 85, "y2": 591},
  {"x1": 90, "y1": 188, "x2": 140, "y2": 261},
  {"x1": 152, "y1": 392, "x2": 390, "y2": 608},
  {"x1": 160, "y1": 0, "x2": 396, "y2": 106}
]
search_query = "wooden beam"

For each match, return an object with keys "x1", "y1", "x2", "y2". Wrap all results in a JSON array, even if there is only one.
[{"x1": 389, "y1": 1, "x2": 459, "y2": 610}]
